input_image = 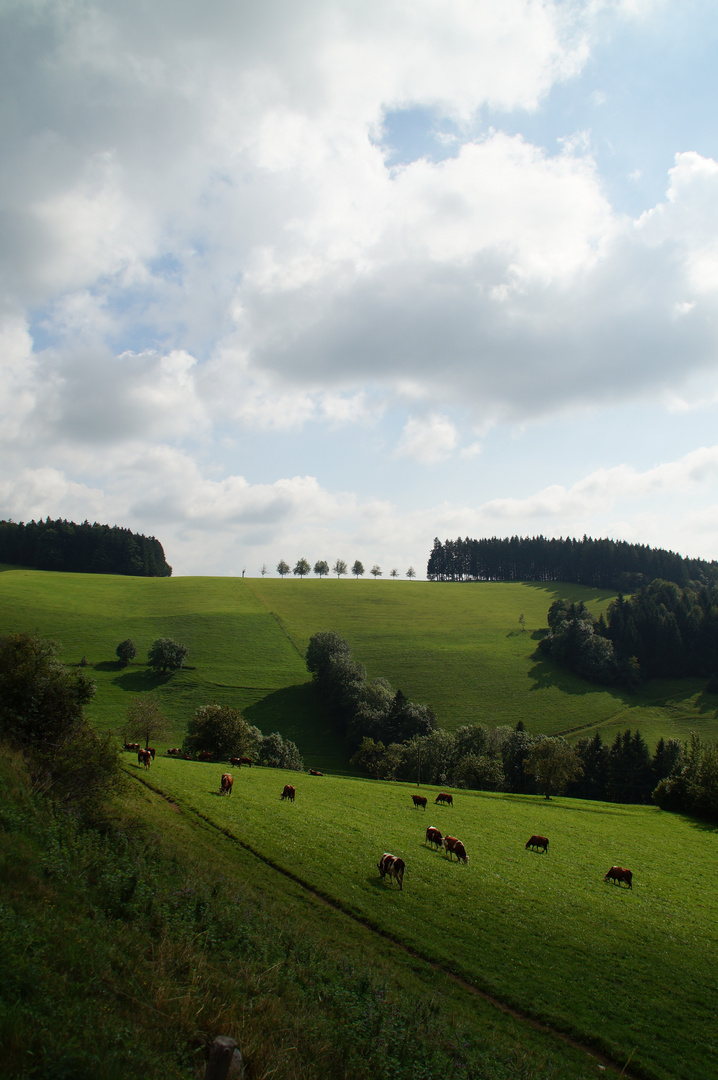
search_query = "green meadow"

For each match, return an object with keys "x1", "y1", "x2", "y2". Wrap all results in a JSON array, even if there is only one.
[
  {"x1": 130, "y1": 756, "x2": 718, "y2": 1080},
  {"x1": 1, "y1": 569, "x2": 717, "y2": 765}
]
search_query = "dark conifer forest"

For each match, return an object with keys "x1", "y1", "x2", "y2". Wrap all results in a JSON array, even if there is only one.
[
  {"x1": 426, "y1": 534, "x2": 718, "y2": 589},
  {"x1": 0, "y1": 518, "x2": 172, "y2": 577}
]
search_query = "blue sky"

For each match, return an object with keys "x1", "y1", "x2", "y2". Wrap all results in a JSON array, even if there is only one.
[{"x1": 2, "y1": 0, "x2": 718, "y2": 577}]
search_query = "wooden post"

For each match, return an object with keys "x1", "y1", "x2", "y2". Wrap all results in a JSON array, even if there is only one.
[{"x1": 204, "y1": 1037, "x2": 243, "y2": 1080}]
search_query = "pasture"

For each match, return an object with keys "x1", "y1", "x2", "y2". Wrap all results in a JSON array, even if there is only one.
[
  {"x1": 137, "y1": 755, "x2": 718, "y2": 1080},
  {"x1": 1, "y1": 569, "x2": 717, "y2": 765}
]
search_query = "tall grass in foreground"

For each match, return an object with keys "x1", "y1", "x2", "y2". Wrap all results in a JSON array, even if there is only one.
[{"x1": 0, "y1": 746, "x2": 603, "y2": 1080}]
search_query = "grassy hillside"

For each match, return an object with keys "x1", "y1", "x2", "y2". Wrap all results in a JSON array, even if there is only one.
[
  {"x1": 124, "y1": 754, "x2": 718, "y2": 1080},
  {"x1": 1, "y1": 569, "x2": 717, "y2": 766},
  {"x1": 0, "y1": 746, "x2": 618, "y2": 1080}
]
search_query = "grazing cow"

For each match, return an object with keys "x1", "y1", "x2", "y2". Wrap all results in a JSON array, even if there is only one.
[
  {"x1": 443, "y1": 835, "x2": 469, "y2": 864},
  {"x1": 229, "y1": 757, "x2": 242, "y2": 767},
  {"x1": 240, "y1": 757, "x2": 253, "y2": 767},
  {"x1": 435, "y1": 792, "x2": 453, "y2": 807},
  {"x1": 124, "y1": 742, "x2": 140, "y2": 752},
  {"x1": 138, "y1": 748, "x2": 152, "y2": 769},
  {"x1": 604, "y1": 866, "x2": 632, "y2": 889},
  {"x1": 525, "y1": 834, "x2": 549, "y2": 853},
  {"x1": 425, "y1": 826, "x2": 443, "y2": 850},
  {"x1": 309, "y1": 769, "x2": 323, "y2": 776},
  {"x1": 412, "y1": 794, "x2": 427, "y2": 810},
  {"x1": 198, "y1": 750, "x2": 213, "y2": 762},
  {"x1": 377, "y1": 853, "x2": 405, "y2": 890},
  {"x1": 220, "y1": 773, "x2": 233, "y2": 796},
  {"x1": 281, "y1": 784, "x2": 296, "y2": 802},
  {"x1": 147, "y1": 747, "x2": 156, "y2": 760},
  {"x1": 166, "y1": 748, "x2": 182, "y2": 756}
]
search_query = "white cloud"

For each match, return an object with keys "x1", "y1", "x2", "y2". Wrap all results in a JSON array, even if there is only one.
[{"x1": 395, "y1": 415, "x2": 459, "y2": 463}]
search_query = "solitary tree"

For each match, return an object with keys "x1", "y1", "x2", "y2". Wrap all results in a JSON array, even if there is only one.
[
  {"x1": 277, "y1": 559, "x2": 290, "y2": 578},
  {"x1": 518, "y1": 614, "x2": 526, "y2": 632},
  {"x1": 147, "y1": 638, "x2": 188, "y2": 675},
  {"x1": 183, "y1": 704, "x2": 257, "y2": 759},
  {"x1": 126, "y1": 694, "x2": 170, "y2": 750},
  {"x1": 370, "y1": 564, "x2": 382, "y2": 578},
  {"x1": 333, "y1": 559, "x2": 347, "y2": 578},
  {"x1": 352, "y1": 560, "x2": 365, "y2": 579},
  {"x1": 294, "y1": 558, "x2": 311, "y2": 578},
  {"x1": 406, "y1": 566, "x2": 416, "y2": 579},
  {"x1": 390, "y1": 568, "x2": 399, "y2": 578},
  {"x1": 524, "y1": 737, "x2": 583, "y2": 799},
  {"x1": 115, "y1": 638, "x2": 137, "y2": 667},
  {"x1": 260, "y1": 563, "x2": 268, "y2": 576},
  {"x1": 313, "y1": 560, "x2": 330, "y2": 578}
]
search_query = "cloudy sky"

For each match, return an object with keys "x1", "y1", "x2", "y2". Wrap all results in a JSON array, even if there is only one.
[{"x1": 3, "y1": 0, "x2": 718, "y2": 577}]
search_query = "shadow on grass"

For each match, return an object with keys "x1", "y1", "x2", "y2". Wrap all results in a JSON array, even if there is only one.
[
  {"x1": 112, "y1": 668, "x2": 173, "y2": 692},
  {"x1": 245, "y1": 683, "x2": 348, "y2": 771},
  {"x1": 94, "y1": 660, "x2": 123, "y2": 672}
]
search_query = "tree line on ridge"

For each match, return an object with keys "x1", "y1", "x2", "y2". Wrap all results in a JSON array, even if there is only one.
[
  {"x1": 426, "y1": 534, "x2": 718, "y2": 589},
  {"x1": 0, "y1": 518, "x2": 172, "y2": 576}
]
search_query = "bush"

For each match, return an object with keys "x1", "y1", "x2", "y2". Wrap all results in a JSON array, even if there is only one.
[
  {"x1": 147, "y1": 637, "x2": 187, "y2": 674},
  {"x1": 183, "y1": 704, "x2": 258, "y2": 759},
  {"x1": 115, "y1": 638, "x2": 137, "y2": 667}
]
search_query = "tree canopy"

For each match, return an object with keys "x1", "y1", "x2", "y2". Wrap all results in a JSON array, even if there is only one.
[
  {"x1": 0, "y1": 517, "x2": 171, "y2": 576},
  {"x1": 147, "y1": 638, "x2": 188, "y2": 675}
]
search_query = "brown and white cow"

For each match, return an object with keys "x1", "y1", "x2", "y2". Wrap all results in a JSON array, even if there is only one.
[
  {"x1": 124, "y1": 742, "x2": 140, "y2": 752},
  {"x1": 166, "y1": 748, "x2": 182, "y2": 756},
  {"x1": 525, "y1": 834, "x2": 549, "y2": 853},
  {"x1": 281, "y1": 784, "x2": 296, "y2": 802},
  {"x1": 309, "y1": 769, "x2": 323, "y2": 776},
  {"x1": 435, "y1": 792, "x2": 453, "y2": 807},
  {"x1": 412, "y1": 794, "x2": 427, "y2": 810},
  {"x1": 229, "y1": 757, "x2": 242, "y2": 767},
  {"x1": 604, "y1": 866, "x2": 632, "y2": 889},
  {"x1": 220, "y1": 773, "x2": 233, "y2": 796},
  {"x1": 377, "y1": 853, "x2": 405, "y2": 890},
  {"x1": 138, "y1": 748, "x2": 152, "y2": 769},
  {"x1": 443, "y1": 835, "x2": 469, "y2": 863},
  {"x1": 147, "y1": 746, "x2": 156, "y2": 760},
  {"x1": 425, "y1": 826, "x2": 443, "y2": 850},
  {"x1": 198, "y1": 750, "x2": 213, "y2": 762}
]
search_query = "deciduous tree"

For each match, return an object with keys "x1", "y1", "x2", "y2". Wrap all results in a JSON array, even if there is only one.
[
  {"x1": 115, "y1": 638, "x2": 137, "y2": 667},
  {"x1": 148, "y1": 638, "x2": 188, "y2": 674},
  {"x1": 293, "y1": 558, "x2": 311, "y2": 578},
  {"x1": 313, "y1": 560, "x2": 330, "y2": 578},
  {"x1": 333, "y1": 559, "x2": 347, "y2": 578},
  {"x1": 524, "y1": 736, "x2": 583, "y2": 799},
  {"x1": 183, "y1": 704, "x2": 257, "y2": 759},
  {"x1": 126, "y1": 695, "x2": 169, "y2": 750},
  {"x1": 370, "y1": 565, "x2": 382, "y2": 578},
  {"x1": 406, "y1": 567, "x2": 416, "y2": 579},
  {"x1": 277, "y1": 560, "x2": 290, "y2": 577},
  {"x1": 352, "y1": 560, "x2": 364, "y2": 579}
]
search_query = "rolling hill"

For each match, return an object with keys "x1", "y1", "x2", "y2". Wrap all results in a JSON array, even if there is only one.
[{"x1": 1, "y1": 568, "x2": 717, "y2": 766}]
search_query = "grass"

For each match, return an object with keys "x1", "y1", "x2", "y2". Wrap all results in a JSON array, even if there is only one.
[
  {"x1": 1, "y1": 570, "x2": 717, "y2": 768},
  {"x1": 138, "y1": 754, "x2": 718, "y2": 1080},
  {"x1": 0, "y1": 745, "x2": 611, "y2": 1080}
]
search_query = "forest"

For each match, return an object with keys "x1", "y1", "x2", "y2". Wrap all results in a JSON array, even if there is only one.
[
  {"x1": 426, "y1": 534, "x2": 718, "y2": 589},
  {"x1": 0, "y1": 518, "x2": 172, "y2": 577}
]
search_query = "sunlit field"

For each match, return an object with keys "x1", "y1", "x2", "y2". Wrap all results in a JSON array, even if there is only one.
[{"x1": 135, "y1": 755, "x2": 718, "y2": 1080}]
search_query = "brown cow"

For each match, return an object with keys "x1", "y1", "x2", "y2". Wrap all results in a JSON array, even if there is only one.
[
  {"x1": 309, "y1": 769, "x2": 323, "y2": 776},
  {"x1": 138, "y1": 748, "x2": 152, "y2": 769},
  {"x1": 240, "y1": 757, "x2": 253, "y2": 767},
  {"x1": 281, "y1": 784, "x2": 296, "y2": 802},
  {"x1": 435, "y1": 792, "x2": 453, "y2": 807},
  {"x1": 198, "y1": 750, "x2": 213, "y2": 762},
  {"x1": 425, "y1": 826, "x2": 443, "y2": 850},
  {"x1": 377, "y1": 853, "x2": 405, "y2": 890},
  {"x1": 525, "y1": 834, "x2": 549, "y2": 853},
  {"x1": 412, "y1": 794, "x2": 427, "y2": 810},
  {"x1": 147, "y1": 747, "x2": 155, "y2": 760},
  {"x1": 443, "y1": 835, "x2": 469, "y2": 863},
  {"x1": 604, "y1": 866, "x2": 632, "y2": 889},
  {"x1": 220, "y1": 773, "x2": 233, "y2": 796},
  {"x1": 166, "y1": 748, "x2": 182, "y2": 756},
  {"x1": 229, "y1": 757, "x2": 242, "y2": 767},
  {"x1": 124, "y1": 742, "x2": 140, "y2": 752}
]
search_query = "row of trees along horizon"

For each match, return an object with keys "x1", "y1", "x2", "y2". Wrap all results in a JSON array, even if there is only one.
[
  {"x1": 272, "y1": 559, "x2": 416, "y2": 578},
  {"x1": 305, "y1": 630, "x2": 718, "y2": 819}
]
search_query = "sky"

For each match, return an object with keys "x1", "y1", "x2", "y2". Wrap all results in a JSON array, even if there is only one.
[{"x1": 3, "y1": 0, "x2": 718, "y2": 578}]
